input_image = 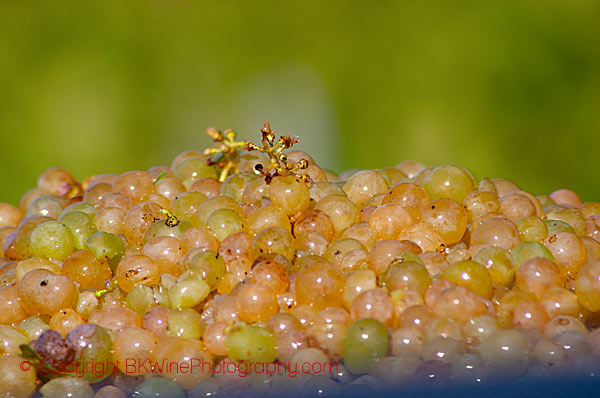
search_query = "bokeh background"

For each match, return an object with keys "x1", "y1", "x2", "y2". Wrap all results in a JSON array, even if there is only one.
[{"x1": 1, "y1": 1, "x2": 599, "y2": 205}]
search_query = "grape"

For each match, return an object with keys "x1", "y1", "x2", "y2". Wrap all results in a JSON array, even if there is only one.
[
  {"x1": 83, "y1": 182, "x2": 112, "y2": 206},
  {"x1": 192, "y1": 195, "x2": 244, "y2": 229},
  {"x1": 343, "y1": 318, "x2": 389, "y2": 374},
  {"x1": 472, "y1": 246, "x2": 515, "y2": 286},
  {"x1": 59, "y1": 211, "x2": 98, "y2": 250},
  {"x1": 26, "y1": 194, "x2": 65, "y2": 219},
  {"x1": 295, "y1": 260, "x2": 344, "y2": 310},
  {"x1": 113, "y1": 327, "x2": 157, "y2": 375},
  {"x1": 143, "y1": 236, "x2": 183, "y2": 275},
  {"x1": 544, "y1": 219, "x2": 575, "y2": 235},
  {"x1": 440, "y1": 260, "x2": 493, "y2": 299},
  {"x1": 479, "y1": 329, "x2": 531, "y2": 380},
  {"x1": 173, "y1": 157, "x2": 218, "y2": 187},
  {"x1": 369, "y1": 204, "x2": 413, "y2": 240},
  {"x1": 234, "y1": 283, "x2": 278, "y2": 323},
  {"x1": 115, "y1": 254, "x2": 160, "y2": 292},
  {"x1": 34, "y1": 329, "x2": 74, "y2": 363},
  {"x1": 170, "y1": 191, "x2": 207, "y2": 221},
  {"x1": 225, "y1": 322, "x2": 277, "y2": 363},
  {"x1": 423, "y1": 165, "x2": 474, "y2": 203},
  {"x1": 19, "y1": 315, "x2": 50, "y2": 339},
  {"x1": 421, "y1": 198, "x2": 467, "y2": 245},
  {"x1": 62, "y1": 250, "x2": 112, "y2": 290},
  {"x1": 15, "y1": 256, "x2": 61, "y2": 281},
  {"x1": 511, "y1": 241, "x2": 554, "y2": 269},
  {"x1": 85, "y1": 231, "x2": 125, "y2": 271},
  {"x1": 30, "y1": 221, "x2": 75, "y2": 261},
  {"x1": 380, "y1": 262, "x2": 432, "y2": 296},
  {"x1": 207, "y1": 208, "x2": 245, "y2": 241},
  {"x1": 220, "y1": 171, "x2": 261, "y2": 203},
  {"x1": 269, "y1": 175, "x2": 310, "y2": 216},
  {"x1": 343, "y1": 170, "x2": 388, "y2": 205},
  {"x1": 95, "y1": 307, "x2": 142, "y2": 334},
  {"x1": 0, "y1": 355, "x2": 37, "y2": 398},
  {"x1": 131, "y1": 377, "x2": 186, "y2": 398},
  {"x1": 189, "y1": 250, "x2": 226, "y2": 290},
  {"x1": 113, "y1": 170, "x2": 155, "y2": 204},
  {"x1": 516, "y1": 257, "x2": 561, "y2": 300},
  {"x1": 18, "y1": 269, "x2": 77, "y2": 315},
  {"x1": 315, "y1": 194, "x2": 359, "y2": 236},
  {"x1": 167, "y1": 308, "x2": 201, "y2": 339},
  {"x1": 516, "y1": 216, "x2": 548, "y2": 242},
  {"x1": 95, "y1": 386, "x2": 128, "y2": 398},
  {"x1": 575, "y1": 261, "x2": 600, "y2": 312},
  {"x1": 544, "y1": 205, "x2": 587, "y2": 236},
  {"x1": 168, "y1": 272, "x2": 210, "y2": 309},
  {"x1": 245, "y1": 205, "x2": 291, "y2": 236},
  {"x1": 0, "y1": 325, "x2": 28, "y2": 355},
  {"x1": 250, "y1": 226, "x2": 296, "y2": 261},
  {"x1": 49, "y1": 308, "x2": 86, "y2": 337},
  {"x1": 0, "y1": 203, "x2": 22, "y2": 228},
  {"x1": 65, "y1": 324, "x2": 113, "y2": 382},
  {"x1": 125, "y1": 284, "x2": 154, "y2": 316}
]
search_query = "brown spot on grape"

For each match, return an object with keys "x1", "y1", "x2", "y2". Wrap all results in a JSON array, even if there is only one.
[{"x1": 549, "y1": 235, "x2": 558, "y2": 243}]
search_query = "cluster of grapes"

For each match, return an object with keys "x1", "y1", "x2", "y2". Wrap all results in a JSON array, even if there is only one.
[{"x1": 1, "y1": 123, "x2": 600, "y2": 398}]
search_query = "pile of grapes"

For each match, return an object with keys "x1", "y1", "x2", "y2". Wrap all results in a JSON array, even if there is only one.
[{"x1": 1, "y1": 123, "x2": 600, "y2": 398}]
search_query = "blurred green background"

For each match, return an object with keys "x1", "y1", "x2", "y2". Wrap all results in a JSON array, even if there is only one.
[{"x1": 1, "y1": 1, "x2": 599, "y2": 205}]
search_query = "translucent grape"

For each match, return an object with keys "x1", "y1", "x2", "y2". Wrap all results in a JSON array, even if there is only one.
[
  {"x1": 18, "y1": 269, "x2": 77, "y2": 315},
  {"x1": 295, "y1": 260, "x2": 344, "y2": 310},
  {"x1": 207, "y1": 208, "x2": 245, "y2": 241},
  {"x1": 511, "y1": 241, "x2": 554, "y2": 269},
  {"x1": 225, "y1": 322, "x2": 277, "y2": 363},
  {"x1": 85, "y1": 231, "x2": 125, "y2": 271},
  {"x1": 26, "y1": 194, "x2": 65, "y2": 219},
  {"x1": 113, "y1": 327, "x2": 157, "y2": 375},
  {"x1": 167, "y1": 308, "x2": 201, "y2": 339},
  {"x1": 65, "y1": 324, "x2": 113, "y2": 382},
  {"x1": 343, "y1": 318, "x2": 389, "y2": 374},
  {"x1": 116, "y1": 254, "x2": 160, "y2": 292},
  {"x1": 343, "y1": 170, "x2": 388, "y2": 205},
  {"x1": 131, "y1": 377, "x2": 186, "y2": 398},
  {"x1": 168, "y1": 273, "x2": 210, "y2": 309},
  {"x1": 30, "y1": 221, "x2": 75, "y2": 261},
  {"x1": 440, "y1": 260, "x2": 493, "y2": 299}
]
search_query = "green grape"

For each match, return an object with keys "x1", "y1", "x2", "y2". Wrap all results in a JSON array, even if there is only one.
[
  {"x1": 26, "y1": 194, "x2": 65, "y2": 219},
  {"x1": 379, "y1": 262, "x2": 432, "y2": 296},
  {"x1": 189, "y1": 250, "x2": 226, "y2": 290},
  {"x1": 192, "y1": 195, "x2": 243, "y2": 228},
  {"x1": 516, "y1": 216, "x2": 547, "y2": 242},
  {"x1": 0, "y1": 325, "x2": 28, "y2": 355},
  {"x1": 440, "y1": 260, "x2": 493, "y2": 299},
  {"x1": 65, "y1": 324, "x2": 113, "y2": 383},
  {"x1": 144, "y1": 219, "x2": 192, "y2": 243},
  {"x1": 537, "y1": 194, "x2": 555, "y2": 209},
  {"x1": 131, "y1": 377, "x2": 186, "y2": 398},
  {"x1": 152, "y1": 284, "x2": 170, "y2": 307},
  {"x1": 219, "y1": 171, "x2": 260, "y2": 203},
  {"x1": 207, "y1": 208, "x2": 245, "y2": 241},
  {"x1": 170, "y1": 191, "x2": 207, "y2": 221},
  {"x1": 39, "y1": 377, "x2": 94, "y2": 398},
  {"x1": 167, "y1": 308, "x2": 202, "y2": 339},
  {"x1": 30, "y1": 221, "x2": 75, "y2": 260},
  {"x1": 511, "y1": 241, "x2": 554, "y2": 269},
  {"x1": 59, "y1": 202, "x2": 97, "y2": 220},
  {"x1": 173, "y1": 158, "x2": 218, "y2": 186},
  {"x1": 473, "y1": 246, "x2": 515, "y2": 286},
  {"x1": 423, "y1": 165, "x2": 474, "y2": 203},
  {"x1": 126, "y1": 284, "x2": 155, "y2": 316},
  {"x1": 59, "y1": 211, "x2": 98, "y2": 250},
  {"x1": 544, "y1": 219, "x2": 576, "y2": 235},
  {"x1": 168, "y1": 273, "x2": 210, "y2": 309},
  {"x1": 85, "y1": 231, "x2": 125, "y2": 271},
  {"x1": 343, "y1": 318, "x2": 389, "y2": 374},
  {"x1": 225, "y1": 322, "x2": 277, "y2": 363},
  {"x1": 75, "y1": 290, "x2": 99, "y2": 320},
  {"x1": 19, "y1": 315, "x2": 50, "y2": 340}
]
